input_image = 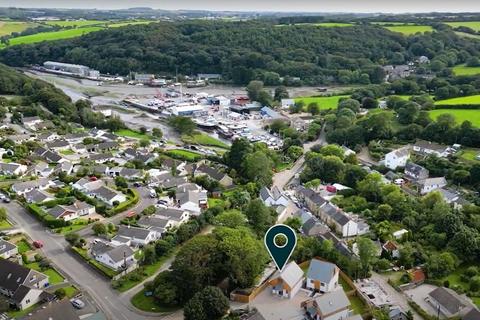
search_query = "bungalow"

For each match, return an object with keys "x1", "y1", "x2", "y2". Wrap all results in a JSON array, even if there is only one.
[
  {"x1": 413, "y1": 140, "x2": 451, "y2": 158},
  {"x1": 417, "y1": 177, "x2": 447, "y2": 195},
  {"x1": 260, "y1": 186, "x2": 289, "y2": 207},
  {"x1": 48, "y1": 201, "x2": 95, "y2": 221},
  {"x1": 175, "y1": 183, "x2": 208, "y2": 214},
  {"x1": 22, "y1": 116, "x2": 42, "y2": 130},
  {"x1": 89, "y1": 186, "x2": 126, "y2": 206},
  {"x1": 12, "y1": 178, "x2": 51, "y2": 196},
  {"x1": 24, "y1": 189, "x2": 55, "y2": 204},
  {"x1": 155, "y1": 207, "x2": 190, "y2": 225},
  {"x1": 34, "y1": 162, "x2": 54, "y2": 177},
  {"x1": 305, "y1": 259, "x2": 340, "y2": 293},
  {"x1": 88, "y1": 153, "x2": 115, "y2": 163},
  {"x1": 194, "y1": 164, "x2": 233, "y2": 187},
  {"x1": 404, "y1": 162, "x2": 429, "y2": 181},
  {"x1": 137, "y1": 215, "x2": 176, "y2": 236},
  {"x1": 108, "y1": 167, "x2": 143, "y2": 180},
  {"x1": 0, "y1": 240, "x2": 18, "y2": 259},
  {"x1": 37, "y1": 132, "x2": 60, "y2": 142},
  {"x1": 0, "y1": 162, "x2": 28, "y2": 176},
  {"x1": 268, "y1": 261, "x2": 304, "y2": 299},
  {"x1": 0, "y1": 260, "x2": 50, "y2": 310},
  {"x1": 64, "y1": 132, "x2": 89, "y2": 144},
  {"x1": 384, "y1": 146, "x2": 410, "y2": 170},
  {"x1": 427, "y1": 287, "x2": 467, "y2": 317},
  {"x1": 112, "y1": 225, "x2": 158, "y2": 247},
  {"x1": 438, "y1": 188, "x2": 469, "y2": 209},
  {"x1": 43, "y1": 151, "x2": 65, "y2": 163},
  {"x1": 55, "y1": 161, "x2": 73, "y2": 175},
  {"x1": 302, "y1": 289, "x2": 351, "y2": 320},
  {"x1": 46, "y1": 140, "x2": 70, "y2": 151},
  {"x1": 72, "y1": 177, "x2": 104, "y2": 193},
  {"x1": 90, "y1": 242, "x2": 136, "y2": 271},
  {"x1": 18, "y1": 299, "x2": 81, "y2": 320}
]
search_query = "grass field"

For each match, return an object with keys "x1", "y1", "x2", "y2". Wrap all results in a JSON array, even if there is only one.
[
  {"x1": 165, "y1": 149, "x2": 203, "y2": 161},
  {"x1": 44, "y1": 20, "x2": 106, "y2": 27},
  {"x1": 109, "y1": 21, "x2": 154, "y2": 28},
  {"x1": 452, "y1": 64, "x2": 480, "y2": 76},
  {"x1": 114, "y1": 129, "x2": 150, "y2": 140},
  {"x1": 181, "y1": 132, "x2": 229, "y2": 149},
  {"x1": 2, "y1": 27, "x2": 103, "y2": 47},
  {"x1": 384, "y1": 25, "x2": 433, "y2": 35},
  {"x1": 445, "y1": 21, "x2": 480, "y2": 31},
  {"x1": 371, "y1": 22, "x2": 416, "y2": 26},
  {"x1": 131, "y1": 289, "x2": 179, "y2": 313},
  {"x1": 435, "y1": 95, "x2": 480, "y2": 105},
  {"x1": 295, "y1": 95, "x2": 349, "y2": 110},
  {"x1": 315, "y1": 22, "x2": 353, "y2": 27},
  {"x1": 429, "y1": 109, "x2": 480, "y2": 127},
  {"x1": 458, "y1": 149, "x2": 480, "y2": 162},
  {"x1": 0, "y1": 21, "x2": 38, "y2": 36},
  {"x1": 455, "y1": 31, "x2": 480, "y2": 39}
]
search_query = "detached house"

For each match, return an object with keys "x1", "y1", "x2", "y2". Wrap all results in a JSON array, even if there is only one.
[
  {"x1": 417, "y1": 177, "x2": 447, "y2": 195},
  {"x1": 175, "y1": 183, "x2": 208, "y2": 214},
  {"x1": 24, "y1": 189, "x2": 55, "y2": 204},
  {"x1": 0, "y1": 162, "x2": 28, "y2": 176},
  {"x1": 404, "y1": 162, "x2": 429, "y2": 181},
  {"x1": 112, "y1": 225, "x2": 158, "y2": 247},
  {"x1": 305, "y1": 259, "x2": 340, "y2": 293},
  {"x1": 302, "y1": 289, "x2": 351, "y2": 320},
  {"x1": 89, "y1": 186, "x2": 126, "y2": 206},
  {"x1": 12, "y1": 178, "x2": 52, "y2": 196},
  {"x1": 260, "y1": 186, "x2": 289, "y2": 207},
  {"x1": 0, "y1": 260, "x2": 51, "y2": 311},
  {"x1": 47, "y1": 201, "x2": 95, "y2": 222},
  {"x1": 413, "y1": 140, "x2": 451, "y2": 158},
  {"x1": 384, "y1": 146, "x2": 410, "y2": 170},
  {"x1": 90, "y1": 242, "x2": 135, "y2": 271},
  {"x1": 268, "y1": 261, "x2": 304, "y2": 299},
  {"x1": 0, "y1": 240, "x2": 18, "y2": 259},
  {"x1": 34, "y1": 162, "x2": 54, "y2": 177},
  {"x1": 194, "y1": 164, "x2": 233, "y2": 187},
  {"x1": 382, "y1": 240, "x2": 400, "y2": 258}
]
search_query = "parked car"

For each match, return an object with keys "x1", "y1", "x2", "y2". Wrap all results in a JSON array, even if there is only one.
[
  {"x1": 33, "y1": 240, "x2": 44, "y2": 248},
  {"x1": 3, "y1": 197, "x2": 10, "y2": 203},
  {"x1": 71, "y1": 299, "x2": 85, "y2": 309},
  {"x1": 149, "y1": 189, "x2": 157, "y2": 198}
]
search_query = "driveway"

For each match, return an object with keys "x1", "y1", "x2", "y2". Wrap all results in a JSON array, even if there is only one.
[{"x1": 250, "y1": 287, "x2": 307, "y2": 320}]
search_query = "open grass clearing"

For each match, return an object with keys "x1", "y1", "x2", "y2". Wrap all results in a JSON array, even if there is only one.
[
  {"x1": 428, "y1": 109, "x2": 480, "y2": 127},
  {"x1": 294, "y1": 95, "x2": 349, "y2": 110},
  {"x1": 131, "y1": 289, "x2": 180, "y2": 313},
  {"x1": 445, "y1": 21, "x2": 480, "y2": 31},
  {"x1": 1, "y1": 27, "x2": 103, "y2": 47},
  {"x1": 0, "y1": 21, "x2": 39, "y2": 36},
  {"x1": 384, "y1": 25, "x2": 433, "y2": 35},
  {"x1": 453, "y1": 64, "x2": 480, "y2": 76},
  {"x1": 108, "y1": 21, "x2": 155, "y2": 28},
  {"x1": 114, "y1": 129, "x2": 150, "y2": 140},
  {"x1": 62, "y1": 285, "x2": 79, "y2": 298},
  {"x1": 182, "y1": 132, "x2": 229, "y2": 149},
  {"x1": 164, "y1": 149, "x2": 203, "y2": 162},
  {"x1": 435, "y1": 95, "x2": 480, "y2": 106}
]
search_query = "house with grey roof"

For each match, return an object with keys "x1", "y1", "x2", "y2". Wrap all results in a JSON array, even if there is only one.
[
  {"x1": 305, "y1": 259, "x2": 340, "y2": 293},
  {"x1": 47, "y1": 201, "x2": 95, "y2": 221},
  {"x1": 34, "y1": 161, "x2": 54, "y2": 177},
  {"x1": 260, "y1": 186, "x2": 289, "y2": 207},
  {"x1": 90, "y1": 242, "x2": 135, "y2": 271},
  {"x1": 137, "y1": 215, "x2": 175, "y2": 236},
  {"x1": 175, "y1": 183, "x2": 208, "y2": 214},
  {"x1": 404, "y1": 162, "x2": 429, "y2": 181},
  {"x1": 89, "y1": 186, "x2": 126, "y2": 206},
  {"x1": 268, "y1": 261, "x2": 304, "y2": 299},
  {"x1": 112, "y1": 225, "x2": 158, "y2": 247},
  {"x1": 0, "y1": 260, "x2": 50, "y2": 310},
  {"x1": 0, "y1": 162, "x2": 28, "y2": 176},
  {"x1": 384, "y1": 146, "x2": 410, "y2": 170},
  {"x1": 427, "y1": 287, "x2": 467, "y2": 317},
  {"x1": 12, "y1": 178, "x2": 52, "y2": 196},
  {"x1": 462, "y1": 307, "x2": 480, "y2": 320},
  {"x1": 194, "y1": 164, "x2": 233, "y2": 187},
  {"x1": 0, "y1": 240, "x2": 18, "y2": 259},
  {"x1": 438, "y1": 188, "x2": 469, "y2": 209},
  {"x1": 416, "y1": 177, "x2": 447, "y2": 195},
  {"x1": 413, "y1": 140, "x2": 452, "y2": 158},
  {"x1": 301, "y1": 289, "x2": 351, "y2": 320},
  {"x1": 19, "y1": 299, "x2": 80, "y2": 320},
  {"x1": 46, "y1": 140, "x2": 70, "y2": 151},
  {"x1": 24, "y1": 189, "x2": 55, "y2": 204}
]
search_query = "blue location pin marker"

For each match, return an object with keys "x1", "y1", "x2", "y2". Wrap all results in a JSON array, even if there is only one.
[{"x1": 264, "y1": 224, "x2": 297, "y2": 272}]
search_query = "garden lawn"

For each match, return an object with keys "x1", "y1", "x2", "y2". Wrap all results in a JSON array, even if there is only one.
[
  {"x1": 2, "y1": 27, "x2": 103, "y2": 47},
  {"x1": 63, "y1": 285, "x2": 79, "y2": 298},
  {"x1": 348, "y1": 295, "x2": 367, "y2": 315},
  {"x1": 165, "y1": 149, "x2": 202, "y2": 162},
  {"x1": 428, "y1": 109, "x2": 480, "y2": 127},
  {"x1": 453, "y1": 64, "x2": 480, "y2": 76},
  {"x1": 295, "y1": 95, "x2": 349, "y2": 110},
  {"x1": 131, "y1": 289, "x2": 179, "y2": 313},
  {"x1": 26, "y1": 262, "x2": 65, "y2": 285},
  {"x1": 0, "y1": 21, "x2": 39, "y2": 36},
  {"x1": 435, "y1": 94, "x2": 480, "y2": 105},
  {"x1": 59, "y1": 149, "x2": 75, "y2": 155},
  {"x1": 16, "y1": 239, "x2": 31, "y2": 254},
  {"x1": 0, "y1": 219, "x2": 12, "y2": 229},
  {"x1": 440, "y1": 265, "x2": 471, "y2": 292},
  {"x1": 445, "y1": 21, "x2": 480, "y2": 31},
  {"x1": 54, "y1": 219, "x2": 89, "y2": 234},
  {"x1": 114, "y1": 129, "x2": 150, "y2": 140},
  {"x1": 208, "y1": 198, "x2": 225, "y2": 208},
  {"x1": 181, "y1": 132, "x2": 229, "y2": 149},
  {"x1": 384, "y1": 25, "x2": 433, "y2": 35}
]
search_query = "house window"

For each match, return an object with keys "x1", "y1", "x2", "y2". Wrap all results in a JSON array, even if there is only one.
[{"x1": 26, "y1": 299, "x2": 30, "y2": 304}]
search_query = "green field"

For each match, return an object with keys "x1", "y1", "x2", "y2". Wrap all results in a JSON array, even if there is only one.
[
  {"x1": 165, "y1": 149, "x2": 203, "y2": 161},
  {"x1": 371, "y1": 22, "x2": 416, "y2": 26},
  {"x1": 315, "y1": 22, "x2": 353, "y2": 27},
  {"x1": 435, "y1": 95, "x2": 480, "y2": 105},
  {"x1": 109, "y1": 21, "x2": 154, "y2": 28},
  {"x1": 459, "y1": 149, "x2": 480, "y2": 162},
  {"x1": 0, "y1": 21, "x2": 38, "y2": 36},
  {"x1": 453, "y1": 64, "x2": 480, "y2": 76},
  {"x1": 384, "y1": 25, "x2": 433, "y2": 35},
  {"x1": 44, "y1": 20, "x2": 106, "y2": 27},
  {"x1": 295, "y1": 95, "x2": 349, "y2": 110},
  {"x1": 181, "y1": 132, "x2": 229, "y2": 149},
  {"x1": 2, "y1": 27, "x2": 103, "y2": 47},
  {"x1": 114, "y1": 129, "x2": 150, "y2": 140},
  {"x1": 429, "y1": 109, "x2": 480, "y2": 127},
  {"x1": 445, "y1": 21, "x2": 480, "y2": 31},
  {"x1": 455, "y1": 31, "x2": 480, "y2": 39}
]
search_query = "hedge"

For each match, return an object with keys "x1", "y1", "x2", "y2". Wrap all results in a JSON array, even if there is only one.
[
  {"x1": 71, "y1": 246, "x2": 119, "y2": 279},
  {"x1": 432, "y1": 104, "x2": 480, "y2": 109},
  {"x1": 27, "y1": 204, "x2": 69, "y2": 229},
  {"x1": 109, "y1": 188, "x2": 140, "y2": 215}
]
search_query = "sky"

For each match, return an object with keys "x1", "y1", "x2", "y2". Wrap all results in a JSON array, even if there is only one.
[{"x1": 1, "y1": 0, "x2": 480, "y2": 13}]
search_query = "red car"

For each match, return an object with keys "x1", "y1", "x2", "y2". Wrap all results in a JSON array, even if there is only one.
[{"x1": 33, "y1": 240, "x2": 44, "y2": 249}]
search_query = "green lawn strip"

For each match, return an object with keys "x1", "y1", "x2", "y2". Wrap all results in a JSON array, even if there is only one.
[
  {"x1": 59, "y1": 149, "x2": 75, "y2": 155},
  {"x1": 0, "y1": 219, "x2": 12, "y2": 229},
  {"x1": 181, "y1": 132, "x2": 229, "y2": 149},
  {"x1": 116, "y1": 252, "x2": 176, "y2": 292},
  {"x1": 114, "y1": 129, "x2": 151, "y2": 140},
  {"x1": 53, "y1": 219, "x2": 89, "y2": 235},
  {"x1": 63, "y1": 285, "x2": 79, "y2": 298},
  {"x1": 348, "y1": 295, "x2": 367, "y2": 315},
  {"x1": 1, "y1": 27, "x2": 103, "y2": 47},
  {"x1": 25, "y1": 262, "x2": 65, "y2": 285},
  {"x1": 428, "y1": 109, "x2": 480, "y2": 127},
  {"x1": 383, "y1": 25, "x2": 433, "y2": 35},
  {"x1": 131, "y1": 289, "x2": 180, "y2": 313},
  {"x1": 339, "y1": 277, "x2": 353, "y2": 291},
  {"x1": 275, "y1": 162, "x2": 294, "y2": 172},
  {"x1": 164, "y1": 149, "x2": 203, "y2": 162},
  {"x1": 108, "y1": 21, "x2": 154, "y2": 28},
  {"x1": 294, "y1": 95, "x2": 349, "y2": 110},
  {"x1": 455, "y1": 31, "x2": 480, "y2": 39},
  {"x1": 435, "y1": 95, "x2": 480, "y2": 105},
  {"x1": 472, "y1": 296, "x2": 480, "y2": 308},
  {"x1": 17, "y1": 239, "x2": 32, "y2": 254}
]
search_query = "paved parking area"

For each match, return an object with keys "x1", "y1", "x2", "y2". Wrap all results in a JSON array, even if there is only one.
[
  {"x1": 404, "y1": 284, "x2": 441, "y2": 318},
  {"x1": 250, "y1": 288, "x2": 308, "y2": 320}
]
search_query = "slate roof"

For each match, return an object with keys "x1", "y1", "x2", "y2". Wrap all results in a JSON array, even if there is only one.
[
  {"x1": 414, "y1": 140, "x2": 448, "y2": 152},
  {"x1": 12, "y1": 284, "x2": 33, "y2": 303},
  {"x1": 46, "y1": 140, "x2": 69, "y2": 149},
  {"x1": 419, "y1": 177, "x2": 447, "y2": 187},
  {"x1": 405, "y1": 162, "x2": 428, "y2": 178},
  {"x1": 0, "y1": 260, "x2": 47, "y2": 292},
  {"x1": 18, "y1": 299, "x2": 80, "y2": 320},
  {"x1": 306, "y1": 259, "x2": 338, "y2": 283},
  {"x1": 138, "y1": 216, "x2": 171, "y2": 229},
  {"x1": 429, "y1": 287, "x2": 465, "y2": 315},
  {"x1": 313, "y1": 289, "x2": 350, "y2": 315},
  {"x1": 91, "y1": 186, "x2": 120, "y2": 201},
  {"x1": 0, "y1": 240, "x2": 17, "y2": 255},
  {"x1": 117, "y1": 225, "x2": 152, "y2": 240},
  {"x1": 463, "y1": 307, "x2": 480, "y2": 320},
  {"x1": 196, "y1": 164, "x2": 226, "y2": 181},
  {"x1": 104, "y1": 244, "x2": 134, "y2": 263},
  {"x1": 25, "y1": 189, "x2": 53, "y2": 203},
  {"x1": 155, "y1": 208, "x2": 186, "y2": 221}
]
